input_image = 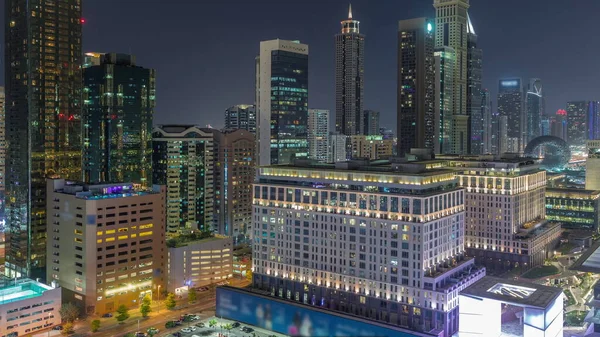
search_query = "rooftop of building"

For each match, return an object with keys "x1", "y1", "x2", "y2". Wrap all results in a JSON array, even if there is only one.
[
  {"x1": 546, "y1": 188, "x2": 600, "y2": 199},
  {"x1": 514, "y1": 220, "x2": 560, "y2": 240},
  {"x1": 571, "y1": 240, "x2": 600, "y2": 273},
  {"x1": 460, "y1": 276, "x2": 563, "y2": 309},
  {"x1": 0, "y1": 278, "x2": 54, "y2": 306},
  {"x1": 50, "y1": 179, "x2": 159, "y2": 200},
  {"x1": 166, "y1": 231, "x2": 230, "y2": 248}
]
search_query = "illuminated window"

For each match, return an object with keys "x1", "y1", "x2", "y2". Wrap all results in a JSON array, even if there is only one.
[
  {"x1": 118, "y1": 235, "x2": 128, "y2": 240},
  {"x1": 105, "y1": 237, "x2": 115, "y2": 242},
  {"x1": 139, "y1": 231, "x2": 153, "y2": 237}
]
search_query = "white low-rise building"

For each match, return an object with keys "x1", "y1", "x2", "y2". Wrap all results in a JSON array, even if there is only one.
[{"x1": 0, "y1": 279, "x2": 61, "y2": 337}]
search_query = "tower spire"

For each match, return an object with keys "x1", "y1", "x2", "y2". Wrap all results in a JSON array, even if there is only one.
[{"x1": 348, "y1": 3, "x2": 352, "y2": 19}]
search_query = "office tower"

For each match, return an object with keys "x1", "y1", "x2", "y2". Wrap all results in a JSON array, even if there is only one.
[
  {"x1": 0, "y1": 88, "x2": 5, "y2": 217},
  {"x1": 83, "y1": 52, "x2": 103, "y2": 68},
  {"x1": 434, "y1": 0, "x2": 470, "y2": 155},
  {"x1": 152, "y1": 125, "x2": 214, "y2": 233},
  {"x1": 541, "y1": 117, "x2": 551, "y2": 136},
  {"x1": 497, "y1": 79, "x2": 524, "y2": 152},
  {"x1": 546, "y1": 189, "x2": 600, "y2": 232},
  {"x1": 251, "y1": 161, "x2": 485, "y2": 336},
  {"x1": 525, "y1": 79, "x2": 543, "y2": 144},
  {"x1": 212, "y1": 129, "x2": 255, "y2": 241},
  {"x1": 397, "y1": 18, "x2": 435, "y2": 157},
  {"x1": 451, "y1": 157, "x2": 561, "y2": 272},
  {"x1": 466, "y1": 15, "x2": 483, "y2": 154},
  {"x1": 481, "y1": 90, "x2": 493, "y2": 154},
  {"x1": 328, "y1": 133, "x2": 348, "y2": 162},
  {"x1": 167, "y1": 236, "x2": 233, "y2": 292},
  {"x1": 498, "y1": 115, "x2": 508, "y2": 154},
  {"x1": 46, "y1": 179, "x2": 166, "y2": 315},
  {"x1": 224, "y1": 105, "x2": 256, "y2": 134},
  {"x1": 587, "y1": 140, "x2": 600, "y2": 190},
  {"x1": 83, "y1": 53, "x2": 156, "y2": 186},
  {"x1": 363, "y1": 110, "x2": 380, "y2": 136},
  {"x1": 307, "y1": 109, "x2": 330, "y2": 163},
  {"x1": 434, "y1": 47, "x2": 455, "y2": 154},
  {"x1": 335, "y1": 5, "x2": 365, "y2": 136},
  {"x1": 566, "y1": 101, "x2": 588, "y2": 145},
  {"x1": 349, "y1": 135, "x2": 394, "y2": 160},
  {"x1": 551, "y1": 109, "x2": 568, "y2": 140},
  {"x1": 490, "y1": 109, "x2": 500, "y2": 155},
  {"x1": 5, "y1": 0, "x2": 83, "y2": 279},
  {"x1": 256, "y1": 39, "x2": 309, "y2": 166},
  {"x1": 588, "y1": 101, "x2": 600, "y2": 140}
]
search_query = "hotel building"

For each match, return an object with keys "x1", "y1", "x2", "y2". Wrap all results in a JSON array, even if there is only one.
[
  {"x1": 46, "y1": 179, "x2": 166, "y2": 315},
  {"x1": 252, "y1": 161, "x2": 485, "y2": 336}
]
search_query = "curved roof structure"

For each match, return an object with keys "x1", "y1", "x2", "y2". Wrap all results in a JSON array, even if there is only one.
[{"x1": 524, "y1": 136, "x2": 571, "y2": 171}]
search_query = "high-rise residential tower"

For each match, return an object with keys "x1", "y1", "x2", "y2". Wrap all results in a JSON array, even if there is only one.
[
  {"x1": 497, "y1": 79, "x2": 524, "y2": 153},
  {"x1": 256, "y1": 39, "x2": 309, "y2": 166},
  {"x1": 224, "y1": 105, "x2": 256, "y2": 134},
  {"x1": 434, "y1": 47, "x2": 455, "y2": 154},
  {"x1": 397, "y1": 18, "x2": 435, "y2": 157},
  {"x1": 588, "y1": 101, "x2": 600, "y2": 140},
  {"x1": 466, "y1": 15, "x2": 483, "y2": 154},
  {"x1": 83, "y1": 53, "x2": 156, "y2": 187},
  {"x1": 363, "y1": 110, "x2": 380, "y2": 136},
  {"x1": 566, "y1": 101, "x2": 589, "y2": 146},
  {"x1": 0, "y1": 87, "x2": 5, "y2": 217},
  {"x1": 481, "y1": 90, "x2": 493, "y2": 154},
  {"x1": 525, "y1": 79, "x2": 543, "y2": 144},
  {"x1": 434, "y1": 0, "x2": 470, "y2": 154},
  {"x1": 5, "y1": 0, "x2": 83, "y2": 278},
  {"x1": 335, "y1": 5, "x2": 365, "y2": 136},
  {"x1": 307, "y1": 109, "x2": 330, "y2": 163},
  {"x1": 551, "y1": 109, "x2": 568, "y2": 140},
  {"x1": 152, "y1": 125, "x2": 214, "y2": 233}
]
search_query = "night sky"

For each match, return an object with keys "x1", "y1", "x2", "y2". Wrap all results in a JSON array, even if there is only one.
[{"x1": 2, "y1": 0, "x2": 599, "y2": 132}]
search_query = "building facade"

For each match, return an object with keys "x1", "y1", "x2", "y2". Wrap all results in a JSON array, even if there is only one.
[
  {"x1": 252, "y1": 162, "x2": 485, "y2": 336},
  {"x1": 167, "y1": 236, "x2": 233, "y2": 294},
  {"x1": 434, "y1": 0, "x2": 470, "y2": 155},
  {"x1": 397, "y1": 18, "x2": 435, "y2": 157},
  {"x1": 566, "y1": 101, "x2": 589, "y2": 146},
  {"x1": 213, "y1": 129, "x2": 255, "y2": 241},
  {"x1": 546, "y1": 188, "x2": 600, "y2": 232},
  {"x1": 83, "y1": 53, "x2": 156, "y2": 187},
  {"x1": 525, "y1": 79, "x2": 543, "y2": 144},
  {"x1": 363, "y1": 110, "x2": 380, "y2": 136},
  {"x1": 329, "y1": 133, "x2": 348, "y2": 163},
  {"x1": 152, "y1": 125, "x2": 214, "y2": 233},
  {"x1": 256, "y1": 39, "x2": 309, "y2": 166},
  {"x1": 224, "y1": 105, "x2": 256, "y2": 134},
  {"x1": 587, "y1": 140, "x2": 600, "y2": 190},
  {"x1": 481, "y1": 90, "x2": 493, "y2": 154},
  {"x1": 335, "y1": 5, "x2": 365, "y2": 136},
  {"x1": 350, "y1": 136, "x2": 394, "y2": 160},
  {"x1": 0, "y1": 279, "x2": 62, "y2": 336},
  {"x1": 0, "y1": 87, "x2": 5, "y2": 217},
  {"x1": 308, "y1": 109, "x2": 330, "y2": 163},
  {"x1": 588, "y1": 101, "x2": 600, "y2": 140},
  {"x1": 434, "y1": 47, "x2": 455, "y2": 154},
  {"x1": 46, "y1": 179, "x2": 167, "y2": 315},
  {"x1": 497, "y1": 79, "x2": 524, "y2": 153},
  {"x1": 445, "y1": 156, "x2": 561, "y2": 272},
  {"x1": 551, "y1": 109, "x2": 568, "y2": 140},
  {"x1": 5, "y1": 0, "x2": 83, "y2": 279},
  {"x1": 466, "y1": 15, "x2": 483, "y2": 155}
]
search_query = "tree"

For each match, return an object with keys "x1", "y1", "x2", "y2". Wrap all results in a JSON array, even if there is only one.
[
  {"x1": 91, "y1": 319, "x2": 101, "y2": 332},
  {"x1": 59, "y1": 303, "x2": 80, "y2": 323},
  {"x1": 164, "y1": 293, "x2": 177, "y2": 310},
  {"x1": 246, "y1": 269, "x2": 253, "y2": 282},
  {"x1": 115, "y1": 304, "x2": 130, "y2": 323},
  {"x1": 223, "y1": 323, "x2": 233, "y2": 337},
  {"x1": 188, "y1": 288, "x2": 197, "y2": 303},
  {"x1": 208, "y1": 319, "x2": 218, "y2": 329},
  {"x1": 140, "y1": 294, "x2": 152, "y2": 317},
  {"x1": 61, "y1": 322, "x2": 73, "y2": 336}
]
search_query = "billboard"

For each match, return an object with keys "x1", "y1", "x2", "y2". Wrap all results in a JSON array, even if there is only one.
[{"x1": 216, "y1": 287, "x2": 429, "y2": 337}]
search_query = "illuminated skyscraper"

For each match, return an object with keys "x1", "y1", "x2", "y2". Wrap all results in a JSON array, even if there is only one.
[
  {"x1": 466, "y1": 15, "x2": 483, "y2": 154},
  {"x1": 363, "y1": 110, "x2": 380, "y2": 136},
  {"x1": 256, "y1": 39, "x2": 309, "y2": 166},
  {"x1": 481, "y1": 90, "x2": 493, "y2": 154},
  {"x1": 588, "y1": 101, "x2": 600, "y2": 140},
  {"x1": 0, "y1": 87, "x2": 5, "y2": 217},
  {"x1": 224, "y1": 105, "x2": 256, "y2": 134},
  {"x1": 434, "y1": 47, "x2": 455, "y2": 154},
  {"x1": 335, "y1": 4, "x2": 365, "y2": 136},
  {"x1": 5, "y1": 0, "x2": 83, "y2": 278},
  {"x1": 307, "y1": 109, "x2": 330, "y2": 163},
  {"x1": 525, "y1": 79, "x2": 543, "y2": 144},
  {"x1": 83, "y1": 54, "x2": 156, "y2": 186},
  {"x1": 551, "y1": 109, "x2": 568, "y2": 140},
  {"x1": 434, "y1": 0, "x2": 470, "y2": 154},
  {"x1": 566, "y1": 101, "x2": 589, "y2": 145},
  {"x1": 397, "y1": 18, "x2": 435, "y2": 157},
  {"x1": 498, "y1": 79, "x2": 524, "y2": 152}
]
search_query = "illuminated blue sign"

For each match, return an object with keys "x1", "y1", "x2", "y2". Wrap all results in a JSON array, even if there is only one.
[{"x1": 500, "y1": 80, "x2": 519, "y2": 87}]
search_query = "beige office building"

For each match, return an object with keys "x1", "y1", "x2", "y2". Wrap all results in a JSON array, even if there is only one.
[
  {"x1": 46, "y1": 179, "x2": 166, "y2": 315},
  {"x1": 350, "y1": 135, "x2": 394, "y2": 160}
]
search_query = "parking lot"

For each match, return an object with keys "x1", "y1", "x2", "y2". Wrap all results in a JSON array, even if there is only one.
[{"x1": 160, "y1": 315, "x2": 287, "y2": 337}]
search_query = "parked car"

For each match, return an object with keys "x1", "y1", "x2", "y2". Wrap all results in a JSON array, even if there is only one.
[
  {"x1": 147, "y1": 327, "x2": 159, "y2": 335},
  {"x1": 52, "y1": 326, "x2": 63, "y2": 330},
  {"x1": 181, "y1": 327, "x2": 192, "y2": 333},
  {"x1": 102, "y1": 313, "x2": 113, "y2": 318},
  {"x1": 232, "y1": 322, "x2": 240, "y2": 328},
  {"x1": 135, "y1": 332, "x2": 147, "y2": 337},
  {"x1": 195, "y1": 322, "x2": 205, "y2": 328},
  {"x1": 189, "y1": 326, "x2": 198, "y2": 332},
  {"x1": 242, "y1": 327, "x2": 254, "y2": 333}
]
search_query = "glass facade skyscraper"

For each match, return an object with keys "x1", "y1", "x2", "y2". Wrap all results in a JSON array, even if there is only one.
[
  {"x1": 434, "y1": 47, "x2": 456, "y2": 154},
  {"x1": 83, "y1": 54, "x2": 156, "y2": 186},
  {"x1": 566, "y1": 101, "x2": 588, "y2": 146},
  {"x1": 497, "y1": 78, "x2": 524, "y2": 153},
  {"x1": 256, "y1": 39, "x2": 309, "y2": 166},
  {"x1": 466, "y1": 15, "x2": 483, "y2": 154},
  {"x1": 5, "y1": 0, "x2": 83, "y2": 278},
  {"x1": 525, "y1": 79, "x2": 543, "y2": 144},
  {"x1": 224, "y1": 105, "x2": 256, "y2": 134}
]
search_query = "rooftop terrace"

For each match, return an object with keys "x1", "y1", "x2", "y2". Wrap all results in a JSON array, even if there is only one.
[{"x1": 0, "y1": 278, "x2": 53, "y2": 306}]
